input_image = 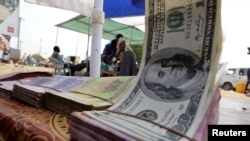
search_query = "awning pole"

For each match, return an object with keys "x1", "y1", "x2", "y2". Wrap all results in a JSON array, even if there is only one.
[
  {"x1": 89, "y1": 0, "x2": 104, "y2": 77},
  {"x1": 129, "y1": 26, "x2": 134, "y2": 44},
  {"x1": 85, "y1": 17, "x2": 91, "y2": 59},
  {"x1": 17, "y1": 17, "x2": 22, "y2": 49},
  {"x1": 75, "y1": 32, "x2": 80, "y2": 59},
  {"x1": 55, "y1": 27, "x2": 59, "y2": 45}
]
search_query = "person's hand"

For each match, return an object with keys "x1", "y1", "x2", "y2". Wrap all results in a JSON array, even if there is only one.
[{"x1": 116, "y1": 60, "x2": 121, "y2": 66}]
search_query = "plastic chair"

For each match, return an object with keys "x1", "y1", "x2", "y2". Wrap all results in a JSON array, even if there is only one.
[{"x1": 49, "y1": 57, "x2": 71, "y2": 76}]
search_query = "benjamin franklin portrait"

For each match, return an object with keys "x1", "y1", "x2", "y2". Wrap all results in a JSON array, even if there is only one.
[{"x1": 140, "y1": 48, "x2": 207, "y2": 102}]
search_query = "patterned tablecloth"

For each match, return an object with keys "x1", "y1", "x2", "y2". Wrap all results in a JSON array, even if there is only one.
[
  {"x1": 0, "y1": 96, "x2": 70, "y2": 141},
  {"x1": 0, "y1": 88, "x2": 221, "y2": 141}
]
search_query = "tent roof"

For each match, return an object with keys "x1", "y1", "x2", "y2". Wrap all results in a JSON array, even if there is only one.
[
  {"x1": 102, "y1": 0, "x2": 145, "y2": 18},
  {"x1": 55, "y1": 15, "x2": 145, "y2": 44},
  {"x1": 24, "y1": 0, "x2": 145, "y2": 18}
]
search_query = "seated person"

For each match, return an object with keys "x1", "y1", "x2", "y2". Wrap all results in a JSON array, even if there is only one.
[
  {"x1": 51, "y1": 46, "x2": 64, "y2": 62},
  {"x1": 51, "y1": 46, "x2": 73, "y2": 76}
]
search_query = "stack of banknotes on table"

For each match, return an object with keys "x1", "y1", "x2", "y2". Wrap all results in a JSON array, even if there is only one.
[
  {"x1": 11, "y1": 77, "x2": 54, "y2": 108},
  {"x1": 0, "y1": 80, "x2": 21, "y2": 98},
  {"x1": 69, "y1": 0, "x2": 224, "y2": 140},
  {"x1": 44, "y1": 76, "x2": 135, "y2": 117},
  {"x1": 45, "y1": 90, "x2": 112, "y2": 117},
  {"x1": 0, "y1": 85, "x2": 12, "y2": 98},
  {"x1": 7, "y1": 75, "x2": 136, "y2": 117},
  {"x1": 0, "y1": 71, "x2": 52, "y2": 98},
  {"x1": 0, "y1": 73, "x2": 135, "y2": 117},
  {"x1": 12, "y1": 84, "x2": 46, "y2": 108},
  {"x1": 0, "y1": 73, "x2": 52, "y2": 99}
]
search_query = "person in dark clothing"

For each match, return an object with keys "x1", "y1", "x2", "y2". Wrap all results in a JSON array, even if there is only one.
[
  {"x1": 101, "y1": 34, "x2": 124, "y2": 65},
  {"x1": 116, "y1": 37, "x2": 137, "y2": 76},
  {"x1": 70, "y1": 57, "x2": 91, "y2": 76},
  {"x1": 101, "y1": 39, "x2": 117, "y2": 65},
  {"x1": 70, "y1": 61, "x2": 86, "y2": 76}
]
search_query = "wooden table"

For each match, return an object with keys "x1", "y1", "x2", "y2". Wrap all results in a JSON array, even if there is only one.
[{"x1": 101, "y1": 70, "x2": 119, "y2": 76}]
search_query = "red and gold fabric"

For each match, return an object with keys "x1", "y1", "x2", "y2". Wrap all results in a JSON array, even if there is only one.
[{"x1": 0, "y1": 96, "x2": 70, "y2": 141}]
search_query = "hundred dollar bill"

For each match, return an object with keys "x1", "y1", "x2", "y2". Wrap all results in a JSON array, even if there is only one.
[{"x1": 83, "y1": 0, "x2": 222, "y2": 140}]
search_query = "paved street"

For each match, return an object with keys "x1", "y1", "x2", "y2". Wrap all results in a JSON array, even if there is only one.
[{"x1": 218, "y1": 90, "x2": 250, "y2": 124}]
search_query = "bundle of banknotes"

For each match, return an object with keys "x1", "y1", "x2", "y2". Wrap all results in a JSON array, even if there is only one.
[
  {"x1": 12, "y1": 84, "x2": 46, "y2": 108},
  {"x1": 45, "y1": 76, "x2": 135, "y2": 117},
  {"x1": 10, "y1": 76, "x2": 54, "y2": 108},
  {"x1": 0, "y1": 80, "x2": 21, "y2": 98},
  {"x1": 6, "y1": 75, "x2": 136, "y2": 117},
  {"x1": 69, "y1": 0, "x2": 223, "y2": 140}
]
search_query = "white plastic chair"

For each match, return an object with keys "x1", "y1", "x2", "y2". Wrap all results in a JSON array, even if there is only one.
[{"x1": 49, "y1": 57, "x2": 71, "y2": 76}]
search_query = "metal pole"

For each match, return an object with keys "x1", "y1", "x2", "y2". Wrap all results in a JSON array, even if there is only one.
[
  {"x1": 19, "y1": 40, "x2": 22, "y2": 49},
  {"x1": 17, "y1": 16, "x2": 25, "y2": 49},
  {"x1": 17, "y1": 17, "x2": 21, "y2": 49},
  {"x1": 75, "y1": 32, "x2": 80, "y2": 59},
  {"x1": 39, "y1": 38, "x2": 42, "y2": 53},
  {"x1": 55, "y1": 27, "x2": 59, "y2": 45},
  {"x1": 90, "y1": 0, "x2": 104, "y2": 77},
  {"x1": 130, "y1": 26, "x2": 134, "y2": 44},
  {"x1": 86, "y1": 17, "x2": 91, "y2": 59}
]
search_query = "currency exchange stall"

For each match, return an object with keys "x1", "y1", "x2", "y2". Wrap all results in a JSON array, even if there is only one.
[{"x1": 0, "y1": 0, "x2": 223, "y2": 140}]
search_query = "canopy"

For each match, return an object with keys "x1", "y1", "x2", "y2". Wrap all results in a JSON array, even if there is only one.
[
  {"x1": 101, "y1": 0, "x2": 144, "y2": 18},
  {"x1": 55, "y1": 15, "x2": 145, "y2": 44},
  {"x1": 24, "y1": 0, "x2": 145, "y2": 18}
]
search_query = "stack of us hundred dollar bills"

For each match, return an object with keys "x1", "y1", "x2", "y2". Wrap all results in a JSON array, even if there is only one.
[{"x1": 69, "y1": 0, "x2": 224, "y2": 140}]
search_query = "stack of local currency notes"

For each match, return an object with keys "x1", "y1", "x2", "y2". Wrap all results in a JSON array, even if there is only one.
[
  {"x1": 0, "y1": 80, "x2": 21, "y2": 98},
  {"x1": 0, "y1": 73, "x2": 137, "y2": 117},
  {"x1": 45, "y1": 76, "x2": 135, "y2": 117},
  {"x1": 11, "y1": 76, "x2": 54, "y2": 108},
  {"x1": 69, "y1": 0, "x2": 223, "y2": 141},
  {"x1": 12, "y1": 84, "x2": 46, "y2": 108}
]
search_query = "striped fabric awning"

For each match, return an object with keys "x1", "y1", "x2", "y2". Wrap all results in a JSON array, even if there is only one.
[{"x1": 0, "y1": 34, "x2": 10, "y2": 50}]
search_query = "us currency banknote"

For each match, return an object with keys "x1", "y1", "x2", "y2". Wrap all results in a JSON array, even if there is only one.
[{"x1": 83, "y1": 0, "x2": 222, "y2": 140}]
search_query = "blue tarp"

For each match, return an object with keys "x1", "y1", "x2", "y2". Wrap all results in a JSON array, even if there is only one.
[
  {"x1": 103, "y1": 0, "x2": 145, "y2": 18},
  {"x1": 24, "y1": 0, "x2": 145, "y2": 18}
]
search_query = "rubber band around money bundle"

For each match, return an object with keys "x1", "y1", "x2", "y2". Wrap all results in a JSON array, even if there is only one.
[{"x1": 106, "y1": 110, "x2": 197, "y2": 141}]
